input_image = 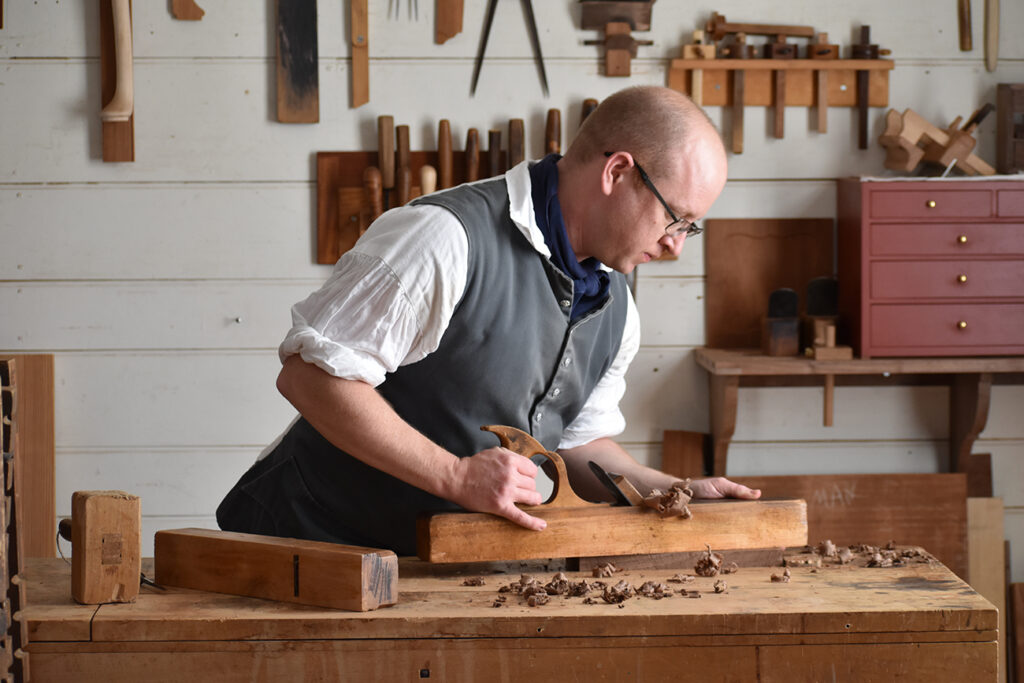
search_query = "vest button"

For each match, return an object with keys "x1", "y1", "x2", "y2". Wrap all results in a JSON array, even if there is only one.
[
  {"x1": 552, "y1": 387, "x2": 561, "y2": 397},
  {"x1": 560, "y1": 299, "x2": 571, "y2": 308},
  {"x1": 562, "y1": 357, "x2": 572, "y2": 367}
]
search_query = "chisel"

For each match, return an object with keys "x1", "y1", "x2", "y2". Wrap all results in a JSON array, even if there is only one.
[
  {"x1": 377, "y1": 115, "x2": 395, "y2": 208},
  {"x1": 465, "y1": 128, "x2": 480, "y2": 182},
  {"x1": 438, "y1": 119, "x2": 453, "y2": 189},
  {"x1": 508, "y1": 119, "x2": 525, "y2": 168},
  {"x1": 487, "y1": 129, "x2": 502, "y2": 177},
  {"x1": 545, "y1": 109, "x2": 561, "y2": 155}
]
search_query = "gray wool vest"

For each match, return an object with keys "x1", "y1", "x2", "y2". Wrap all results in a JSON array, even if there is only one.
[{"x1": 216, "y1": 175, "x2": 630, "y2": 555}]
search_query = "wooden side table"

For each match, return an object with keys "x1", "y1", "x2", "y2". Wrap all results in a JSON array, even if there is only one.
[{"x1": 695, "y1": 348, "x2": 1024, "y2": 493}]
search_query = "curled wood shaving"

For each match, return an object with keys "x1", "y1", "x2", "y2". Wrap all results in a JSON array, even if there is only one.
[
  {"x1": 641, "y1": 480, "x2": 694, "y2": 518},
  {"x1": 694, "y1": 544, "x2": 724, "y2": 577},
  {"x1": 714, "y1": 579, "x2": 727, "y2": 593},
  {"x1": 462, "y1": 576, "x2": 486, "y2": 586},
  {"x1": 817, "y1": 540, "x2": 838, "y2": 558},
  {"x1": 602, "y1": 580, "x2": 635, "y2": 604},
  {"x1": 637, "y1": 581, "x2": 674, "y2": 599},
  {"x1": 770, "y1": 568, "x2": 792, "y2": 583},
  {"x1": 592, "y1": 562, "x2": 620, "y2": 578},
  {"x1": 667, "y1": 573, "x2": 696, "y2": 584}
]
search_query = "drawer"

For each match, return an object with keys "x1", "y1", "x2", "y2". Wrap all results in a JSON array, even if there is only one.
[
  {"x1": 998, "y1": 189, "x2": 1024, "y2": 216},
  {"x1": 870, "y1": 223, "x2": 1024, "y2": 256},
  {"x1": 870, "y1": 303, "x2": 1024, "y2": 348},
  {"x1": 870, "y1": 260, "x2": 1024, "y2": 299},
  {"x1": 869, "y1": 190, "x2": 992, "y2": 219}
]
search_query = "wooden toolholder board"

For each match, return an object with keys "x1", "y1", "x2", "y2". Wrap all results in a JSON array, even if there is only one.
[
  {"x1": 667, "y1": 59, "x2": 893, "y2": 108},
  {"x1": 317, "y1": 150, "x2": 506, "y2": 265}
]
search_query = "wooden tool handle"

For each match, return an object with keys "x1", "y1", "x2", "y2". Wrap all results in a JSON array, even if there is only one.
[
  {"x1": 580, "y1": 98, "x2": 599, "y2": 123},
  {"x1": 545, "y1": 109, "x2": 561, "y2": 155},
  {"x1": 396, "y1": 166, "x2": 411, "y2": 206},
  {"x1": 363, "y1": 166, "x2": 383, "y2": 223},
  {"x1": 465, "y1": 129, "x2": 479, "y2": 182},
  {"x1": 481, "y1": 425, "x2": 593, "y2": 510},
  {"x1": 438, "y1": 119, "x2": 453, "y2": 189},
  {"x1": 508, "y1": 119, "x2": 525, "y2": 168},
  {"x1": 377, "y1": 116, "x2": 395, "y2": 189},
  {"x1": 984, "y1": 0, "x2": 998, "y2": 72},
  {"x1": 487, "y1": 129, "x2": 502, "y2": 177},
  {"x1": 396, "y1": 125, "x2": 410, "y2": 172},
  {"x1": 958, "y1": 0, "x2": 973, "y2": 51},
  {"x1": 419, "y1": 165, "x2": 437, "y2": 195},
  {"x1": 100, "y1": 0, "x2": 134, "y2": 122},
  {"x1": 435, "y1": 0, "x2": 464, "y2": 44},
  {"x1": 350, "y1": 0, "x2": 369, "y2": 107}
]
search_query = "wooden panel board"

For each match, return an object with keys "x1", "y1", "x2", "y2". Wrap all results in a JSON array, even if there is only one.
[
  {"x1": 275, "y1": 0, "x2": 318, "y2": 123},
  {"x1": 730, "y1": 474, "x2": 968, "y2": 579},
  {"x1": 1, "y1": 356, "x2": 55, "y2": 558},
  {"x1": 967, "y1": 497, "x2": 1006, "y2": 683},
  {"x1": 704, "y1": 219, "x2": 834, "y2": 349},
  {"x1": 1013, "y1": 583, "x2": 1023, "y2": 683},
  {"x1": 417, "y1": 499, "x2": 807, "y2": 563},
  {"x1": 154, "y1": 529, "x2": 398, "y2": 612}
]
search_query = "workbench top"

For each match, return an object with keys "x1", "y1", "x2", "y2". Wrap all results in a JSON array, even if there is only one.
[{"x1": 23, "y1": 555, "x2": 998, "y2": 682}]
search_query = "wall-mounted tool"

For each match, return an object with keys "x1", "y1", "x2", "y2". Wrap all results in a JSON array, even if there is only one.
[
  {"x1": 878, "y1": 107, "x2": 996, "y2": 176},
  {"x1": 350, "y1": 0, "x2": 369, "y2": 108},
  {"x1": 471, "y1": 0, "x2": 549, "y2": 97},
  {"x1": 420, "y1": 165, "x2": 437, "y2": 194},
  {"x1": 276, "y1": 0, "x2": 319, "y2": 123},
  {"x1": 487, "y1": 129, "x2": 503, "y2": 177},
  {"x1": 809, "y1": 33, "x2": 839, "y2": 133},
  {"x1": 377, "y1": 115, "x2": 395, "y2": 206},
  {"x1": 545, "y1": 108, "x2": 561, "y2": 154},
  {"x1": 996, "y1": 83, "x2": 1024, "y2": 174},
  {"x1": 580, "y1": 97, "x2": 599, "y2": 123},
  {"x1": 171, "y1": 0, "x2": 204, "y2": 20},
  {"x1": 580, "y1": 1, "x2": 655, "y2": 77},
  {"x1": 958, "y1": 0, "x2": 972, "y2": 51},
  {"x1": 465, "y1": 129, "x2": 480, "y2": 182},
  {"x1": 681, "y1": 31, "x2": 714, "y2": 106},
  {"x1": 100, "y1": 0, "x2": 134, "y2": 162},
  {"x1": 851, "y1": 26, "x2": 891, "y2": 149},
  {"x1": 438, "y1": 119, "x2": 453, "y2": 189},
  {"x1": 765, "y1": 36, "x2": 797, "y2": 138},
  {"x1": 509, "y1": 119, "x2": 525, "y2": 167},
  {"x1": 726, "y1": 33, "x2": 747, "y2": 154},
  {"x1": 985, "y1": 0, "x2": 998, "y2": 72},
  {"x1": 436, "y1": 0, "x2": 463, "y2": 43}
]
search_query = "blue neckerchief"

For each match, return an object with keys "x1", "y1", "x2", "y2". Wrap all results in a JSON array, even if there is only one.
[{"x1": 529, "y1": 154, "x2": 610, "y2": 321}]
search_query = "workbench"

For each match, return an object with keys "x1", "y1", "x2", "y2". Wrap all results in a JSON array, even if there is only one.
[
  {"x1": 695, "y1": 348, "x2": 1024, "y2": 490},
  {"x1": 23, "y1": 554, "x2": 996, "y2": 681}
]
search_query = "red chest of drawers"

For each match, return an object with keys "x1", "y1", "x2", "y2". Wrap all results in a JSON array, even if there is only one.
[{"x1": 837, "y1": 178, "x2": 1024, "y2": 358}]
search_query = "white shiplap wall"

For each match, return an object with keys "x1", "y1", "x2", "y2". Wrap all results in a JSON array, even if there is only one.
[{"x1": 2, "y1": 1, "x2": 1023, "y2": 576}]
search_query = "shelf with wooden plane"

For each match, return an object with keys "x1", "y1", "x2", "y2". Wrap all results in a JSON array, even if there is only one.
[
  {"x1": 667, "y1": 58, "x2": 894, "y2": 108},
  {"x1": 693, "y1": 347, "x2": 1024, "y2": 496}
]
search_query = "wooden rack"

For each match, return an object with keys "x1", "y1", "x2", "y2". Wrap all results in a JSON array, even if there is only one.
[{"x1": 667, "y1": 58, "x2": 893, "y2": 107}]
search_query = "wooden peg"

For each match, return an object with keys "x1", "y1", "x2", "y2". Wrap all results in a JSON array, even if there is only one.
[
  {"x1": 681, "y1": 30, "x2": 714, "y2": 105},
  {"x1": 396, "y1": 166, "x2": 411, "y2": 206},
  {"x1": 809, "y1": 32, "x2": 838, "y2": 133},
  {"x1": 487, "y1": 129, "x2": 502, "y2": 177},
  {"x1": 508, "y1": 119, "x2": 525, "y2": 168},
  {"x1": 419, "y1": 165, "x2": 437, "y2": 195},
  {"x1": 438, "y1": 119, "x2": 453, "y2": 189},
  {"x1": 362, "y1": 166, "x2": 383, "y2": 228},
  {"x1": 545, "y1": 109, "x2": 561, "y2": 155},
  {"x1": 581, "y1": 98, "x2": 599, "y2": 123}
]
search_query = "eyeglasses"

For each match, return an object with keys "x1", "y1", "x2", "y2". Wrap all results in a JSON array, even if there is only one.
[{"x1": 605, "y1": 152, "x2": 703, "y2": 238}]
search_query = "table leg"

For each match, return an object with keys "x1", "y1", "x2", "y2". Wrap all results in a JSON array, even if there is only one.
[
  {"x1": 709, "y1": 374, "x2": 738, "y2": 476},
  {"x1": 950, "y1": 372, "x2": 992, "y2": 483}
]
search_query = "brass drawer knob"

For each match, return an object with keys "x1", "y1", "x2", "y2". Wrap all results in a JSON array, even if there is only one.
[
  {"x1": 957, "y1": 234, "x2": 968, "y2": 244},
  {"x1": 957, "y1": 320, "x2": 968, "y2": 330},
  {"x1": 926, "y1": 200, "x2": 937, "y2": 208},
  {"x1": 957, "y1": 274, "x2": 968, "y2": 283}
]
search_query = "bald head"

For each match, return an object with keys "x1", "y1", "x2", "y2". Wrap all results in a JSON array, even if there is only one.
[{"x1": 565, "y1": 86, "x2": 724, "y2": 180}]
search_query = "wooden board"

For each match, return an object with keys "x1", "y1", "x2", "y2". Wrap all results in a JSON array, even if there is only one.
[
  {"x1": 730, "y1": 474, "x2": 968, "y2": 579},
  {"x1": 154, "y1": 528, "x2": 398, "y2": 612},
  {"x1": 661, "y1": 429, "x2": 709, "y2": 478},
  {"x1": 1, "y1": 356, "x2": 55, "y2": 558},
  {"x1": 1013, "y1": 583, "x2": 1024, "y2": 683},
  {"x1": 704, "y1": 219, "x2": 834, "y2": 348},
  {"x1": 275, "y1": 0, "x2": 318, "y2": 123},
  {"x1": 417, "y1": 499, "x2": 807, "y2": 563},
  {"x1": 967, "y1": 497, "x2": 1006, "y2": 683}
]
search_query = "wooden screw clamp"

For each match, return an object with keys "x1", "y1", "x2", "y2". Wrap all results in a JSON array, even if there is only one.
[{"x1": 704, "y1": 11, "x2": 814, "y2": 41}]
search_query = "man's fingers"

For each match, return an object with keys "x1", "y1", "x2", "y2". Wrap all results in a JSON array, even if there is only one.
[{"x1": 502, "y1": 505, "x2": 547, "y2": 531}]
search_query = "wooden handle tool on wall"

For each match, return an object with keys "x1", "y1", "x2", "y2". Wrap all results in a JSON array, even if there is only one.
[
  {"x1": 438, "y1": 119, "x2": 453, "y2": 189},
  {"x1": 350, "y1": 0, "x2": 369, "y2": 107},
  {"x1": 730, "y1": 33, "x2": 746, "y2": 155},
  {"x1": 435, "y1": 0, "x2": 464, "y2": 44},
  {"x1": 508, "y1": 119, "x2": 525, "y2": 168},
  {"x1": 487, "y1": 129, "x2": 502, "y2": 177},
  {"x1": 984, "y1": 0, "x2": 998, "y2": 72},
  {"x1": 100, "y1": 0, "x2": 134, "y2": 162},
  {"x1": 276, "y1": 0, "x2": 319, "y2": 123},
  {"x1": 465, "y1": 128, "x2": 479, "y2": 182},
  {"x1": 545, "y1": 109, "x2": 561, "y2": 155},
  {"x1": 377, "y1": 115, "x2": 395, "y2": 207},
  {"x1": 419, "y1": 165, "x2": 437, "y2": 195},
  {"x1": 362, "y1": 166, "x2": 383, "y2": 227},
  {"x1": 396, "y1": 125, "x2": 410, "y2": 205},
  {"x1": 581, "y1": 98, "x2": 599, "y2": 123}
]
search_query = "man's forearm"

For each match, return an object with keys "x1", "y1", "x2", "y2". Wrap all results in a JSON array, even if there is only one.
[
  {"x1": 558, "y1": 437, "x2": 681, "y2": 501},
  {"x1": 276, "y1": 354, "x2": 461, "y2": 501}
]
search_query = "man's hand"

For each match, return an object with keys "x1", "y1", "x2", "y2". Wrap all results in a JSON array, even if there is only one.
[
  {"x1": 689, "y1": 477, "x2": 761, "y2": 500},
  {"x1": 448, "y1": 447, "x2": 548, "y2": 531}
]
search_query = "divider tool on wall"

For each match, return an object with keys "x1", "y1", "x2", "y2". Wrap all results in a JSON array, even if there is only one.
[
  {"x1": 580, "y1": 0, "x2": 656, "y2": 77},
  {"x1": 317, "y1": 107, "x2": 577, "y2": 264},
  {"x1": 667, "y1": 14, "x2": 893, "y2": 153}
]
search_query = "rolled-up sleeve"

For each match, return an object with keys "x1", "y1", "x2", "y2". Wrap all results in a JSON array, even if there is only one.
[{"x1": 278, "y1": 204, "x2": 469, "y2": 387}]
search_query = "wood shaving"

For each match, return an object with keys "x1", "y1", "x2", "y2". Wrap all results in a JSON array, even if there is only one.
[
  {"x1": 602, "y1": 580, "x2": 635, "y2": 604},
  {"x1": 462, "y1": 576, "x2": 486, "y2": 586},
  {"x1": 771, "y1": 568, "x2": 792, "y2": 583},
  {"x1": 527, "y1": 593, "x2": 549, "y2": 607},
  {"x1": 544, "y1": 572, "x2": 570, "y2": 595},
  {"x1": 592, "y1": 562, "x2": 619, "y2": 578},
  {"x1": 667, "y1": 573, "x2": 696, "y2": 584},
  {"x1": 722, "y1": 561, "x2": 739, "y2": 575},
  {"x1": 694, "y1": 544, "x2": 724, "y2": 577},
  {"x1": 837, "y1": 547, "x2": 854, "y2": 564},
  {"x1": 637, "y1": 581, "x2": 674, "y2": 599},
  {"x1": 714, "y1": 579, "x2": 727, "y2": 593},
  {"x1": 817, "y1": 540, "x2": 838, "y2": 558},
  {"x1": 569, "y1": 579, "x2": 597, "y2": 597},
  {"x1": 641, "y1": 480, "x2": 693, "y2": 518}
]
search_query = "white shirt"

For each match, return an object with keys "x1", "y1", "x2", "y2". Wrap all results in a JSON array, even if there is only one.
[{"x1": 279, "y1": 161, "x2": 640, "y2": 450}]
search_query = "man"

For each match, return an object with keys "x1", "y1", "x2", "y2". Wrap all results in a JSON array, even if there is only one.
[{"x1": 217, "y1": 86, "x2": 760, "y2": 555}]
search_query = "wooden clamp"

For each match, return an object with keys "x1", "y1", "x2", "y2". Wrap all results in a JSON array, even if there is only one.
[
  {"x1": 809, "y1": 32, "x2": 839, "y2": 132},
  {"x1": 416, "y1": 425, "x2": 809, "y2": 563},
  {"x1": 704, "y1": 11, "x2": 814, "y2": 41},
  {"x1": 681, "y1": 30, "x2": 715, "y2": 106},
  {"x1": 765, "y1": 35, "x2": 796, "y2": 139},
  {"x1": 579, "y1": 0, "x2": 655, "y2": 32},
  {"x1": 878, "y1": 107, "x2": 996, "y2": 176},
  {"x1": 584, "y1": 22, "x2": 653, "y2": 77}
]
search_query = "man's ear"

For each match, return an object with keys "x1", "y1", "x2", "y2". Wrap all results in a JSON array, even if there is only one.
[{"x1": 601, "y1": 152, "x2": 632, "y2": 197}]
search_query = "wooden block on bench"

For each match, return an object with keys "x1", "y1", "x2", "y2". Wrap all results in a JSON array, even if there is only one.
[
  {"x1": 154, "y1": 529, "x2": 398, "y2": 612},
  {"x1": 70, "y1": 490, "x2": 141, "y2": 605}
]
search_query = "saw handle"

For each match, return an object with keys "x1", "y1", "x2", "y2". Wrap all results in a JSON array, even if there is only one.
[{"x1": 480, "y1": 425, "x2": 593, "y2": 509}]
